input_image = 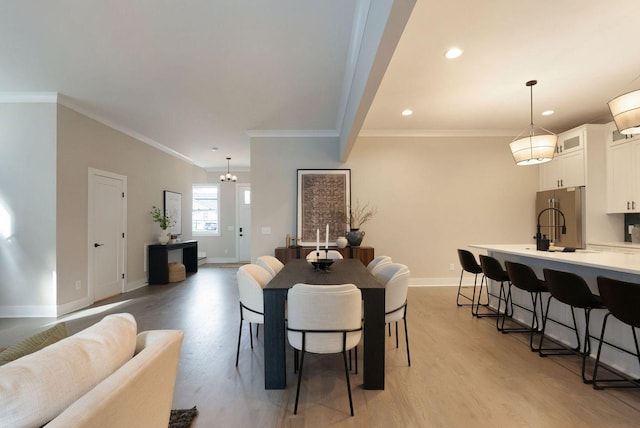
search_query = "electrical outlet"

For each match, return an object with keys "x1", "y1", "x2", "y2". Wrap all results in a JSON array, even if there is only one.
[
  {"x1": 449, "y1": 263, "x2": 455, "y2": 271},
  {"x1": 75, "y1": 280, "x2": 81, "y2": 290}
]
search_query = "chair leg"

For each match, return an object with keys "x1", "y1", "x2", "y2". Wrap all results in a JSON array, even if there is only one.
[
  {"x1": 235, "y1": 318, "x2": 243, "y2": 367},
  {"x1": 395, "y1": 322, "x2": 399, "y2": 348},
  {"x1": 582, "y1": 308, "x2": 595, "y2": 384},
  {"x1": 249, "y1": 323, "x2": 254, "y2": 349},
  {"x1": 539, "y1": 297, "x2": 581, "y2": 357},
  {"x1": 473, "y1": 275, "x2": 499, "y2": 318},
  {"x1": 342, "y1": 350, "x2": 354, "y2": 416},
  {"x1": 456, "y1": 271, "x2": 479, "y2": 307},
  {"x1": 404, "y1": 316, "x2": 411, "y2": 367},
  {"x1": 294, "y1": 350, "x2": 306, "y2": 415},
  {"x1": 594, "y1": 318, "x2": 640, "y2": 389},
  {"x1": 256, "y1": 324, "x2": 260, "y2": 338}
]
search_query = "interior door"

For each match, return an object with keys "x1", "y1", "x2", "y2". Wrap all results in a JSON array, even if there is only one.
[
  {"x1": 89, "y1": 169, "x2": 126, "y2": 301},
  {"x1": 237, "y1": 184, "x2": 251, "y2": 262}
]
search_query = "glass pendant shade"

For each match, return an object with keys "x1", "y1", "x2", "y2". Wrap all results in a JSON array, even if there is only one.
[
  {"x1": 220, "y1": 157, "x2": 237, "y2": 182},
  {"x1": 608, "y1": 89, "x2": 640, "y2": 135},
  {"x1": 510, "y1": 80, "x2": 557, "y2": 166}
]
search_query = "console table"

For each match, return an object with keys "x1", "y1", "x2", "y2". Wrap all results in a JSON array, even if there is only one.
[
  {"x1": 148, "y1": 240, "x2": 198, "y2": 285},
  {"x1": 274, "y1": 246, "x2": 374, "y2": 266}
]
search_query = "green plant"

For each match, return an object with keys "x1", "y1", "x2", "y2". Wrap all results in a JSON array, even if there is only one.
[{"x1": 150, "y1": 206, "x2": 175, "y2": 230}]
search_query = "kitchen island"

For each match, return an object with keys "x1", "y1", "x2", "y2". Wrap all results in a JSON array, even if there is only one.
[{"x1": 470, "y1": 244, "x2": 640, "y2": 378}]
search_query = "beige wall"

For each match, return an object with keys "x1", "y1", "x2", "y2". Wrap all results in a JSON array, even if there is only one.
[
  {"x1": 56, "y1": 105, "x2": 208, "y2": 310},
  {"x1": 251, "y1": 134, "x2": 539, "y2": 282}
]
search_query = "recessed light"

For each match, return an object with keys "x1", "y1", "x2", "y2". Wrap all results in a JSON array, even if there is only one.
[
  {"x1": 445, "y1": 47, "x2": 463, "y2": 59},
  {"x1": 402, "y1": 109, "x2": 413, "y2": 116},
  {"x1": 211, "y1": 146, "x2": 219, "y2": 151},
  {"x1": 542, "y1": 110, "x2": 554, "y2": 116}
]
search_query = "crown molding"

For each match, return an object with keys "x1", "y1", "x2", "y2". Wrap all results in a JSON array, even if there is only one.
[
  {"x1": 56, "y1": 95, "x2": 195, "y2": 165},
  {"x1": 358, "y1": 128, "x2": 521, "y2": 138},
  {"x1": 0, "y1": 92, "x2": 58, "y2": 103},
  {"x1": 245, "y1": 129, "x2": 339, "y2": 138}
]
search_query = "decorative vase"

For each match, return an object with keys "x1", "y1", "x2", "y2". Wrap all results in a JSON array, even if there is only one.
[
  {"x1": 336, "y1": 236, "x2": 348, "y2": 249},
  {"x1": 346, "y1": 229, "x2": 365, "y2": 247},
  {"x1": 158, "y1": 229, "x2": 171, "y2": 245}
]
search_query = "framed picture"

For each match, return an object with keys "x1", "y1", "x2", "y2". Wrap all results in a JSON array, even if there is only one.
[
  {"x1": 297, "y1": 169, "x2": 351, "y2": 246},
  {"x1": 164, "y1": 190, "x2": 182, "y2": 236}
]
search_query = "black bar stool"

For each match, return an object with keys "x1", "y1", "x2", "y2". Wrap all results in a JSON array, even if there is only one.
[
  {"x1": 541, "y1": 268, "x2": 607, "y2": 383},
  {"x1": 456, "y1": 249, "x2": 484, "y2": 309},
  {"x1": 592, "y1": 276, "x2": 640, "y2": 390},
  {"x1": 476, "y1": 255, "x2": 510, "y2": 322},
  {"x1": 504, "y1": 261, "x2": 549, "y2": 349}
]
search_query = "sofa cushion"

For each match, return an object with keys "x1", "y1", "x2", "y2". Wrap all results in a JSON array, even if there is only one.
[
  {"x1": 0, "y1": 322, "x2": 67, "y2": 366},
  {"x1": 0, "y1": 313, "x2": 137, "y2": 427}
]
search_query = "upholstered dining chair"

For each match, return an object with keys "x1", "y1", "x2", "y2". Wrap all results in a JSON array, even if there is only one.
[
  {"x1": 372, "y1": 263, "x2": 412, "y2": 366},
  {"x1": 366, "y1": 255, "x2": 392, "y2": 273},
  {"x1": 256, "y1": 255, "x2": 284, "y2": 278},
  {"x1": 305, "y1": 249, "x2": 344, "y2": 260},
  {"x1": 235, "y1": 264, "x2": 272, "y2": 367},
  {"x1": 287, "y1": 283, "x2": 362, "y2": 416}
]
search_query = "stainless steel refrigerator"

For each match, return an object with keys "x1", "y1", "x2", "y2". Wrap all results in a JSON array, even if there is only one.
[{"x1": 535, "y1": 186, "x2": 585, "y2": 249}]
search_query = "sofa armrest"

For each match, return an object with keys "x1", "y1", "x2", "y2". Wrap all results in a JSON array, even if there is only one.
[{"x1": 45, "y1": 330, "x2": 184, "y2": 428}]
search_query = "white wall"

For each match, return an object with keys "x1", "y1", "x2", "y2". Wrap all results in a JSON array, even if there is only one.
[
  {"x1": 0, "y1": 103, "x2": 57, "y2": 316},
  {"x1": 251, "y1": 134, "x2": 539, "y2": 282}
]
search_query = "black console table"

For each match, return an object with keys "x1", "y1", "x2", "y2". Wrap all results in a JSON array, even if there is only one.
[{"x1": 148, "y1": 240, "x2": 198, "y2": 285}]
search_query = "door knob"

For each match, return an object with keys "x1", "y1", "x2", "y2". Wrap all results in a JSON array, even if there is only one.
[{"x1": 94, "y1": 243, "x2": 104, "y2": 247}]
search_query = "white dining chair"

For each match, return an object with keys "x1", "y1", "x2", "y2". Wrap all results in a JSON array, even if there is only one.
[
  {"x1": 373, "y1": 263, "x2": 411, "y2": 366},
  {"x1": 305, "y1": 249, "x2": 344, "y2": 260},
  {"x1": 287, "y1": 283, "x2": 362, "y2": 416},
  {"x1": 256, "y1": 255, "x2": 284, "y2": 277},
  {"x1": 235, "y1": 264, "x2": 272, "y2": 366},
  {"x1": 367, "y1": 255, "x2": 392, "y2": 274}
]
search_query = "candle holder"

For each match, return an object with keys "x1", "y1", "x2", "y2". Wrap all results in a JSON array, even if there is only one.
[{"x1": 310, "y1": 250, "x2": 333, "y2": 272}]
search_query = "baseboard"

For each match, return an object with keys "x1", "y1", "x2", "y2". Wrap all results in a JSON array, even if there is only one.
[
  {"x1": 126, "y1": 278, "x2": 147, "y2": 292},
  {"x1": 56, "y1": 296, "x2": 93, "y2": 317},
  {"x1": 0, "y1": 304, "x2": 58, "y2": 318},
  {"x1": 409, "y1": 277, "x2": 475, "y2": 287},
  {"x1": 206, "y1": 257, "x2": 239, "y2": 263}
]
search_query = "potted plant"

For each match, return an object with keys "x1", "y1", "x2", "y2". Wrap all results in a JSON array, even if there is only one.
[
  {"x1": 150, "y1": 206, "x2": 175, "y2": 244},
  {"x1": 344, "y1": 200, "x2": 377, "y2": 247}
]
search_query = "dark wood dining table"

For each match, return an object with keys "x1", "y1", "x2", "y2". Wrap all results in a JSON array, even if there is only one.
[{"x1": 263, "y1": 258, "x2": 386, "y2": 390}]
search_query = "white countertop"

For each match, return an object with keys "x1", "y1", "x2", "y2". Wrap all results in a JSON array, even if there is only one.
[{"x1": 470, "y1": 244, "x2": 640, "y2": 276}]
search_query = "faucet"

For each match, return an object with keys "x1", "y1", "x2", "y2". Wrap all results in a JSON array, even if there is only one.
[{"x1": 536, "y1": 207, "x2": 567, "y2": 251}]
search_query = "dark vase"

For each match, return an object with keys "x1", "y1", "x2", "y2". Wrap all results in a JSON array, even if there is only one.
[{"x1": 346, "y1": 229, "x2": 365, "y2": 247}]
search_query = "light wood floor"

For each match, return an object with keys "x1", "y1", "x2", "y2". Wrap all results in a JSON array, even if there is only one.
[{"x1": 2, "y1": 265, "x2": 640, "y2": 427}]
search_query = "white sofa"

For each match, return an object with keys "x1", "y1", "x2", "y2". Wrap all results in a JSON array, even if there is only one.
[{"x1": 0, "y1": 313, "x2": 184, "y2": 428}]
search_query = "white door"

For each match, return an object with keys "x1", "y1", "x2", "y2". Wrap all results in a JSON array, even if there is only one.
[
  {"x1": 89, "y1": 169, "x2": 126, "y2": 301},
  {"x1": 237, "y1": 184, "x2": 251, "y2": 262}
]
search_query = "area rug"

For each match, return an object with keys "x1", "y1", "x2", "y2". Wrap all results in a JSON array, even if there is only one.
[{"x1": 169, "y1": 406, "x2": 198, "y2": 428}]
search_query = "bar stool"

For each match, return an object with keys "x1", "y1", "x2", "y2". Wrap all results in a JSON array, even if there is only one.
[
  {"x1": 504, "y1": 261, "x2": 549, "y2": 349},
  {"x1": 541, "y1": 268, "x2": 607, "y2": 383},
  {"x1": 456, "y1": 249, "x2": 484, "y2": 309},
  {"x1": 592, "y1": 276, "x2": 640, "y2": 390},
  {"x1": 476, "y1": 255, "x2": 510, "y2": 322}
]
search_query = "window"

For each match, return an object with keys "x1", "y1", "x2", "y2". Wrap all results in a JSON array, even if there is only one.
[{"x1": 192, "y1": 185, "x2": 219, "y2": 235}]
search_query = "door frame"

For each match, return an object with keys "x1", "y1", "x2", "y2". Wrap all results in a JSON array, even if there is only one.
[{"x1": 88, "y1": 168, "x2": 127, "y2": 302}]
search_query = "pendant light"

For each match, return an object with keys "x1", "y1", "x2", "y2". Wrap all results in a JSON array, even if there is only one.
[
  {"x1": 608, "y1": 89, "x2": 640, "y2": 135},
  {"x1": 509, "y1": 80, "x2": 558, "y2": 166},
  {"x1": 220, "y1": 157, "x2": 237, "y2": 182}
]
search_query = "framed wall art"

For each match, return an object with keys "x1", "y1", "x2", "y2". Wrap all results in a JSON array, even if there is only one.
[
  {"x1": 163, "y1": 190, "x2": 182, "y2": 236},
  {"x1": 297, "y1": 169, "x2": 351, "y2": 246}
]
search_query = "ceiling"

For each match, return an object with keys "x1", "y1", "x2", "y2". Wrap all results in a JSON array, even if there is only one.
[{"x1": 2, "y1": 1, "x2": 640, "y2": 170}]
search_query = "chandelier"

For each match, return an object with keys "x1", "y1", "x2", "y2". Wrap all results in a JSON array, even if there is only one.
[
  {"x1": 509, "y1": 80, "x2": 558, "y2": 166},
  {"x1": 220, "y1": 157, "x2": 237, "y2": 182}
]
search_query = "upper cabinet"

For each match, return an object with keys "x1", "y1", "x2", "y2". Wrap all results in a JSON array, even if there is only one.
[
  {"x1": 606, "y1": 122, "x2": 640, "y2": 213},
  {"x1": 539, "y1": 127, "x2": 586, "y2": 191}
]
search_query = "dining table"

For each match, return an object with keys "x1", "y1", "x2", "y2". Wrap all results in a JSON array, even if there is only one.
[{"x1": 263, "y1": 258, "x2": 386, "y2": 390}]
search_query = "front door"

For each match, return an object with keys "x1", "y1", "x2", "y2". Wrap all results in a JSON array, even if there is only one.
[
  {"x1": 237, "y1": 184, "x2": 251, "y2": 262},
  {"x1": 89, "y1": 169, "x2": 126, "y2": 301}
]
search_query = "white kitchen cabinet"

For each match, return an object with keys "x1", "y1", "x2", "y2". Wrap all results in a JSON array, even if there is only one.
[
  {"x1": 606, "y1": 137, "x2": 640, "y2": 213},
  {"x1": 539, "y1": 127, "x2": 585, "y2": 190}
]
